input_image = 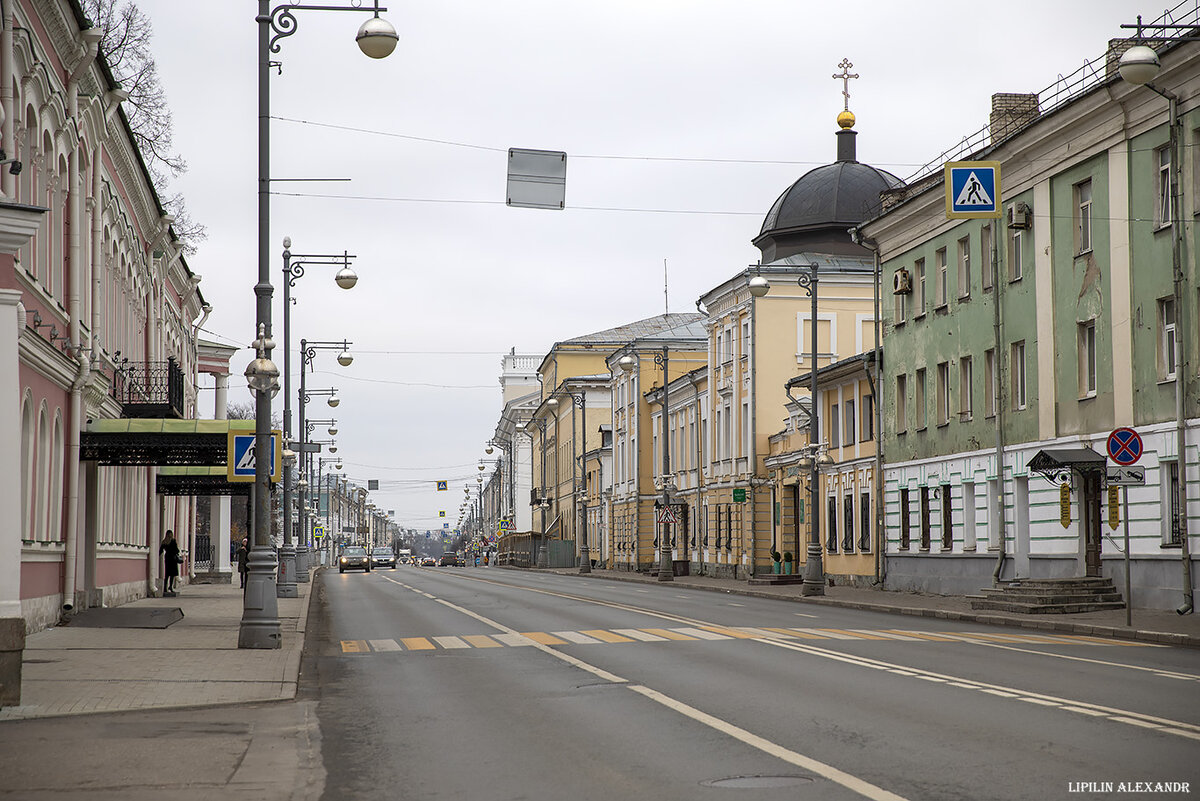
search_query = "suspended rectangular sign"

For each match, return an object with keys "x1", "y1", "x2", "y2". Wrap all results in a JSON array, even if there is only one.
[
  {"x1": 945, "y1": 161, "x2": 1001, "y2": 219},
  {"x1": 227, "y1": 430, "x2": 282, "y2": 483},
  {"x1": 507, "y1": 148, "x2": 566, "y2": 210}
]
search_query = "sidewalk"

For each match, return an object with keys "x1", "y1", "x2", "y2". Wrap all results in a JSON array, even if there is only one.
[
  {"x1": 0, "y1": 573, "x2": 314, "y2": 721},
  {"x1": 548, "y1": 567, "x2": 1200, "y2": 648}
]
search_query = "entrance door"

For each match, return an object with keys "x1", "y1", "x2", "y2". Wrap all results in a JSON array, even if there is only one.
[
  {"x1": 1082, "y1": 473, "x2": 1102, "y2": 577},
  {"x1": 792, "y1": 484, "x2": 803, "y2": 564}
]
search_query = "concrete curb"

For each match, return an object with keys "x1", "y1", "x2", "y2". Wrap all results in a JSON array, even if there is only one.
[{"x1": 546, "y1": 568, "x2": 1200, "y2": 649}]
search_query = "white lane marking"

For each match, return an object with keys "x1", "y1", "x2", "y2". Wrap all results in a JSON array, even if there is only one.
[
  {"x1": 553, "y1": 631, "x2": 602, "y2": 645},
  {"x1": 734, "y1": 627, "x2": 783, "y2": 639},
  {"x1": 369, "y1": 639, "x2": 401, "y2": 652},
  {"x1": 756, "y1": 637, "x2": 1200, "y2": 741},
  {"x1": 727, "y1": 603, "x2": 745, "y2": 607},
  {"x1": 627, "y1": 685, "x2": 911, "y2": 801},
  {"x1": 794, "y1": 612, "x2": 818, "y2": 618},
  {"x1": 946, "y1": 639, "x2": 1200, "y2": 682},
  {"x1": 432, "y1": 636, "x2": 470, "y2": 649},
  {"x1": 613, "y1": 628, "x2": 667, "y2": 642},
  {"x1": 635, "y1": 589, "x2": 650, "y2": 593},
  {"x1": 672, "y1": 627, "x2": 731, "y2": 641}
]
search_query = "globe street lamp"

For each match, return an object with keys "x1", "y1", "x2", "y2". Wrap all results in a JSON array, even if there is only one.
[{"x1": 242, "y1": 0, "x2": 398, "y2": 650}]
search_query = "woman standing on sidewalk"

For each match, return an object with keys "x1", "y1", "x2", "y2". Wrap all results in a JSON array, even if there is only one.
[{"x1": 160, "y1": 531, "x2": 181, "y2": 596}]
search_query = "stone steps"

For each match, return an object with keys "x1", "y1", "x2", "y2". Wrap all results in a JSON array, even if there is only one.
[{"x1": 969, "y1": 577, "x2": 1125, "y2": 614}]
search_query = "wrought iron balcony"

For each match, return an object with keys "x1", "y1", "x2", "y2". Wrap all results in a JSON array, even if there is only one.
[{"x1": 112, "y1": 357, "x2": 185, "y2": 419}]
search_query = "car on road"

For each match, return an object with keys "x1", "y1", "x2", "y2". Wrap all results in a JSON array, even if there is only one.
[
  {"x1": 420, "y1": 556, "x2": 437, "y2": 567},
  {"x1": 371, "y1": 548, "x2": 397, "y2": 569},
  {"x1": 439, "y1": 552, "x2": 462, "y2": 567},
  {"x1": 338, "y1": 546, "x2": 371, "y2": 573}
]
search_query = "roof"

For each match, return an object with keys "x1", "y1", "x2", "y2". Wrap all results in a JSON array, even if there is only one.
[{"x1": 557, "y1": 313, "x2": 703, "y2": 347}]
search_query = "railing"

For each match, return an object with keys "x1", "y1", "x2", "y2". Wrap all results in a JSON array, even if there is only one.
[
  {"x1": 905, "y1": 0, "x2": 1200, "y2": 185},
  {"x1": 112, "y1": 356, "x2": 185, "y2": 419}
]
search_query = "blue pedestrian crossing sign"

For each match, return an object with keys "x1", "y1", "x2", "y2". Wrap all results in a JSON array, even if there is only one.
[
  {"x1": 436, "y1": 480, "x2": 448, "y2": 491},
  {"x1": 945, "y1": 161, "x2": 1001, "y2": 219},
  {"x1": 227, "y1": 430, "x2": 282, "y2": 483}
]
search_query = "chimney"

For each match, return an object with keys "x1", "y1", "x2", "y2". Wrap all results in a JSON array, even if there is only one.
[{"x1": 989, "y1": 93, "x2": 1040, "y2": 144}]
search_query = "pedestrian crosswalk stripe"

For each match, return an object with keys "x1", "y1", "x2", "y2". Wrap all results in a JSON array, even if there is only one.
[
  {"x1": 400, "y1": 637, "x2": 435, "y2": 650},
  {"x1": 582, "y1": 629, "x2": 635, "y2": 643},
  {"x1": 612, "y1": 628, "x2": 667, "y2": 642},
  {"x1": 336, "y1": 627, "x2": 1159, "y2": 653},
  {"x1": 463, "y1": 634, "x2": 503, "y2": 648},
  {"x1": 433, "y1": 636, "x2": 470, "y2": 649},
  {"x1": 641, "y1": 628, "x2": 697, "y2": 641},
  {"x1": 369, "y1": 639, "x2": 401, "y2": 652},
  {"x1": 674, "y1": 627, "x2": 732, "y2": 641}
]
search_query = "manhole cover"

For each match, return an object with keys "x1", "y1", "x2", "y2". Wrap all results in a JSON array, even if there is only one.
[{"x1": 701, "y1": 775, "x2": 814, "y2": 789}]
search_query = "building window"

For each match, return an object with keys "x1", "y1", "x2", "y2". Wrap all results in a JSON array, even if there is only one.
[
  {"x1": 827, "y1": 495, "x2": 838, "y2": 553},
  {"x1": 935, "y1": 248, "x2": 948, "y2": 308},
  {"x1": 900, "y1": 487, "x2": 911, "y2": 549},
  {"x1": 861, "y1": 394, "x2": 874, "y2": 440},
  {"x1": 741, "y1": 401, "x2": 750, "y2": 458},
  {"x1": 830, "y1": 402, "x2": 840, "y2": 448},
  {"x1": 920, "y1": 486, "x2": 931, "y2": 550},
  {"x1": 915, "y1": 258, "x2": 926, "y2": 316},
  {"x1": 845, "y1": 398, "x2": 856, "y2": 445},
  {"x1": 936, "y1": 361, "x2": 951, "y2": 426},
  {"x1": 959, "y1": 355, "x2": 973, "y2": 421},
  {"x1": 896, "y1": 374, "x2": 907, "y2": 434},
  {"x1": 1159, "y1": 297, "x2": 1177, "y2": 380},
  {"x1": 915, "y1": 368, "x2": 927, "y2": 430},
  {"x1": 895, "y1": 285, "x2": 906, "y2": 325},
  {"x1": 1075, "y1": 179, "x2": 1092, "y2": 254},
  {"x1": 843, "y1": 493, "x2": 854, "y2": 553},
  {"x1": 940, "y1": 483, "x2": 953, "y2": 550},
  {"x1": 981, "y1": 223, "x2": 995, "y2": 291},
  {"x1": 1157, "y1": 145, "x2": 1174, "y2": 228},
  {"x1": 714, "y1": 407, "x2": 722, "y2": 460},
  {"x1": 963, "y1": 481, "x2": 977, "y2": 550},
  {"x1": 1008, "y1": 229, "x2": 1023, "y2": 281},
  {"x1": 1078, "y1": 320, "x2": 1097, "y2": 398},
  {"x1": 1166, "y1": 461, "x2": 1182, "y2": 545},
  {"x1": 859, "y1": 491, "x2": 871, "y2": 552},
  {"x1": 984, "y1": 348, "x2": 997, "y2": 418},
  {"x1": 957, "y1": 236, "x2": 971, "y2": 299},
  {"x1": 1011, "y1": 341, "x2": 1027, "y2": 410},
  {"x1": 742, "y1": 319, "x2": 750, "y2": 356}
]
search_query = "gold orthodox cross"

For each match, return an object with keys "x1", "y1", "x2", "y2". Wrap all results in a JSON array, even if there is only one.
[{"x1": 833, "y1": 58, "x2": 858, "y2": 111}]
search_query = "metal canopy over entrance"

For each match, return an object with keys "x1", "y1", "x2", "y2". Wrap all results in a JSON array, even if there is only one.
[
  {"x1": 81, "y1": 419, "x2": 254, "y2": 467},
  {"x1": 157, "y1": 466, "x2": 252, "y2": 497},
  {"x1": 1027, "y1": 447, "x2": 1107, "y2": 483}
]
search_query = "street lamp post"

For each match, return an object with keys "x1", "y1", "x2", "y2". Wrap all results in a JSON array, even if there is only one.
[
  {"x1": 241, "y1": 0, "x2": 397, "y2": 649},
  {"x1": 280, "y1": 242, "x2": 356, "y2": 595},
  {"x1": 654, "y1": 346, "x2": 673, "y2": 582},
  {"x1": 1118, "y1": 41, "x2": 1194, "y2": 615},
  {"x1": 571, "y1": 392, "x2": 590, "y2": 574},
  {"x1": 298, "y1": 339, "x2": 352, "y2": 577},
  {"x1": 528, "y1": 417, "x2": 550, "y2": 568}
]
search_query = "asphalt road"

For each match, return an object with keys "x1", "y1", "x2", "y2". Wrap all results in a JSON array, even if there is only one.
[{"x1": 307, "y1": 566, "x2": 1200, "y2": 801}]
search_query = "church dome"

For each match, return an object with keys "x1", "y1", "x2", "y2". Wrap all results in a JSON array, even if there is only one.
[{"x1": 753, "y1": 120, "x2": 903, "y2": 261}]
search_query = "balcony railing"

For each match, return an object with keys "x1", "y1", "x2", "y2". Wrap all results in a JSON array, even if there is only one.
[{"x1": 112, "y1": 357, "x2": 185, "y2": 419}]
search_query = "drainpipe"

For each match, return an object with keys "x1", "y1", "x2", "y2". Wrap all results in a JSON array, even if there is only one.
[
  {"x1": 61, "y1": 27, "x2": 102, "y2": 614},
  {"x1": 1, "y1": 7, "x2": 14, "y2": 199},
  {"x1": 852, "y1": 228, "x2": 887, "y2": 585},
  {"x1": 991, "y1": 221, "x2": 1008, "y2": 585}
]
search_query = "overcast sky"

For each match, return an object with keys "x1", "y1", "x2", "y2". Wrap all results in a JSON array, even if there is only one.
[{"x1": 136, "y1": 0, "x2": 1164, "y2": 532}]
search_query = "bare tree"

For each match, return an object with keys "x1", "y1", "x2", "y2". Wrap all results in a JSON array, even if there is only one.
[{"x1": 82, "y1": 0, "x2": 206, "y2": 253}]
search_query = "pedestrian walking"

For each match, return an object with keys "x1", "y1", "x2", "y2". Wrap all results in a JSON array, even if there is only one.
[
  {"x1": 160, "y1": 530, "x2": 181, "y2": 596},
  {"x1": 236, "y1": 538, "x2": 250, "y2": 588}
]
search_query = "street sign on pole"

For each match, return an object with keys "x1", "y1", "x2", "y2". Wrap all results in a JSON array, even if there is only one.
[
  {"x1": 1106, "y1": 427, "x2": 1144, "y2": 466},
  {"x1": 656, "y1": 505, "x2": 677, "y2": 525},
  {"x1": 1106, "y1": 465, "x2": 1146, "y2": 486}
]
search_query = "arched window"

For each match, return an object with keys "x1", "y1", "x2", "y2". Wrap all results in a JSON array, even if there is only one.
[
  {"x1": 20, "y1": 394, "x2": 33, "y2": 541},
  {"x1": 50, "y1": 412, "x2": 64, "y2": 542},
  {"x1": 36, "y1": 403, "x2": 49, "y2": 541}
]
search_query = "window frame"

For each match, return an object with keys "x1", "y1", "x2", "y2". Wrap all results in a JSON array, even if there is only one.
[
  {"x1": 1075, "y1": 179, "x2": 1093, "y2": 255},
  {"x1": 981, "y1": 223, "x2": 995, "y2": 291},
  {"x1": 957, "y1": 236, "x2": 971, "y2": 299},
  {"x1": 1011, "y1": 340, "x2": 1027, "y2": 411},
  {"x1": 935, "y1": 247, "x2": 948, "y2": 309},
  {"x1": 915, "y1": 367, "x2": 927, "y2": 431},
  {"x1": 959, "y1": 355, "x2": 973, "y2": 421},
  {"x1": 936, "y1": 361, "x2": 951, "y2": 426},
  {"x1": 915, "y1": 258, "x2": 927, "y2": 317},
  {"x1": 895, "y1": 374, "x2": 908, "y2": 434},
  {"x1": 1157, "y1": 145, "x2": 1174, "y2": 229},
  {"x1": 1078, "y1": 319, "x2": 1097, "y2": 399},
  {"x1": 1159, "y1": 296, "x2": 1177, "y2": 381},
  {"x1": 1008, "y1": 228, "x2": 1023, "y2": 282}
]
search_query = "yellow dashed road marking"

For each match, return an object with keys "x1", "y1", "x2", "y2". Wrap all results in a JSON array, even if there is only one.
[
  {"x1": 582, "y1": 629, "x2": 635, "y2": 643},
  {"x1": 698, "y1": 625, "x2": 757, "y2": 639},
  {"x1": 641, "y1": 628, "x2": 698, "y2": 641},
  {"x1": 522, "y1": 632, "x2": 567, "y2": 645},
  {"x1": 400, "y1": 637, "x2": 435, "y2": 650},
  {"x1": 340, "y1": 640, "x2": 369, "y2": 653},
  {"x1": 463, "y1": 635, "x2": 503, "y2": 648}
]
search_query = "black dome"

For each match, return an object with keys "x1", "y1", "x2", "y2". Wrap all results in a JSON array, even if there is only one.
[
  {"x1": 759, "y1": 160, "x2": 903, "y2": 237},
  {"x1": 753, "y1": 128, "x2": 904, "y2": 261}
]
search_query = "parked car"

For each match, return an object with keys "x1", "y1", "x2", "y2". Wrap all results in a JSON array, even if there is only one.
[
  {"x1": 371, "y1": 548, "x2": 397, "y2": 569},
  {"x1": 339, "y1": 546, "x2": 371, "y2": 573}
]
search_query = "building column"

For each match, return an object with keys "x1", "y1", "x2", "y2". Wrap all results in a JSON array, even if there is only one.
[
  {"x1": 212, "y1": 373, "x2": 233, "y2": 578},
  {"x1": 0, "y1": 289, "x2": 26, "y2": 706}
]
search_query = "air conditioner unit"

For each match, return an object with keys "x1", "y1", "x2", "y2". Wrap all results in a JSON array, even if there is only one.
[
  {"x1": 892, "y1": 268, "x2": 912, "y2": 295},
  {"x1": 1007, "y1": 202, "x2": 1030, "y2": 230}
]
